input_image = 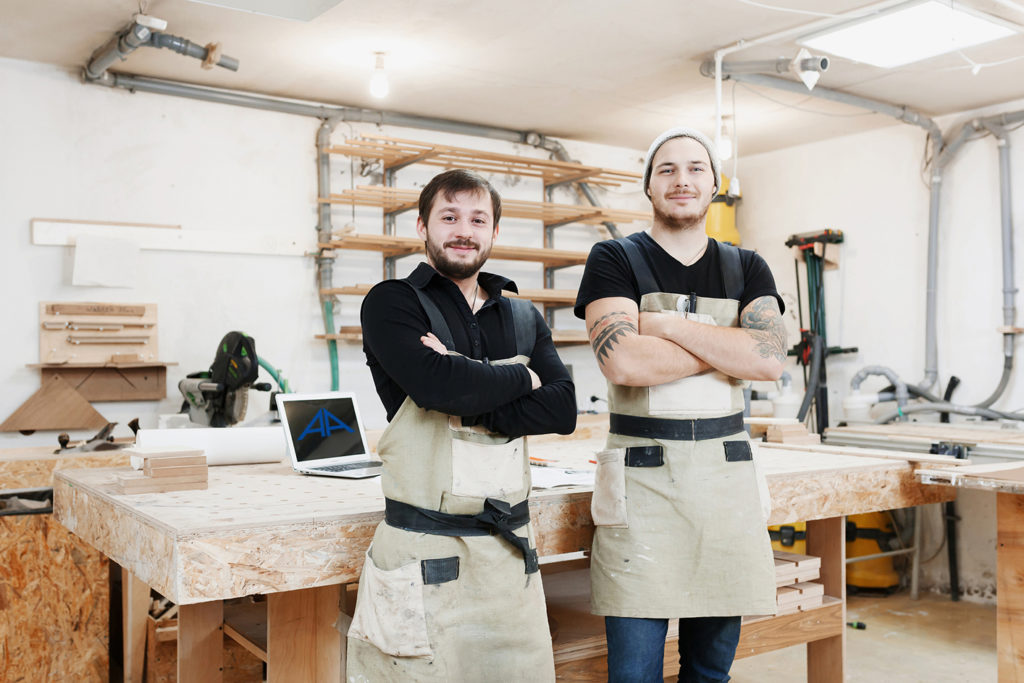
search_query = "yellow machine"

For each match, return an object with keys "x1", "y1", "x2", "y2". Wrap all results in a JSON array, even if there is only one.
[
  {"x1": 770, "y1": 513, "x2": 900, "y2": 592},
  {"x1": 706, "y1": 174, "x2": 741, "y2": 245},
  {"x1": 769, "y1": 521, "x2": 806, "y2": 555},
  {"x1": 846, "y1": 511, "x2": 900, "y2": 591}
]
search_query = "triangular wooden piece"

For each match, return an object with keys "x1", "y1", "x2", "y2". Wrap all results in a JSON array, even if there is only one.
[{"x1": 0, "y1": 374, "x2": 108, "y2": 432}]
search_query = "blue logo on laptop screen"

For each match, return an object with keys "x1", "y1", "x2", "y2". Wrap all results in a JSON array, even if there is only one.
[{"x1": 298, "y1": 407, "x2": 354, "y2": 441}]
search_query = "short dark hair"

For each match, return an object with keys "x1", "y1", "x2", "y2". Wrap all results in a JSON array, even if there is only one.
[{"x1": 417, "y1": 169, "x2": 502, "y2": 227}]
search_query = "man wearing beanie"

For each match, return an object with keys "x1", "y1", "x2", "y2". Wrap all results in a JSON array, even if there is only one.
[{"x1": 574, "y1": 127, "x2": 787, "y2": 682}]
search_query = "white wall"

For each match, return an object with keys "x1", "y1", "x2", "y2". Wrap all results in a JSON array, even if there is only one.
[
  {"x1": 739, "y1": 102, "x2": 1024, "y2": 601},
  {"x1": 0, "y1": 56, "x2": 647, "y2": 448}
]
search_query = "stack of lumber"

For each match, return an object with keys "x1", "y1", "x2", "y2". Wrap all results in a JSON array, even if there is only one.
[
  {"x1": 766, "y1": 422, "x2": 821, "y2": 445},
  {"x1": 774, "y1": 550, "x2": 824, "y2": 615},
  {"x1": 116, "y1": 448, "x2": 207, "y2": 494}
]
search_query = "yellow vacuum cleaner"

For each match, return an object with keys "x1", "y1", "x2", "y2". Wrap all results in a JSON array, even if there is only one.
[
  {"x1": 706, "y1": 175, "x2": 741, "y2": 245},
  {"x1": 846, "y1": 512, "x2": 900, "y2": 592}
]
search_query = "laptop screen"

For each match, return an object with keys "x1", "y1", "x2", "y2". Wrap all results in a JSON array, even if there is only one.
[{"x1": 280, "y1": 395, "x2": 368, "y2": 464}]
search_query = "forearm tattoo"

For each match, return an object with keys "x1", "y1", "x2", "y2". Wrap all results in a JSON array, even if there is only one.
[
  {"x1": 588, "y1": 311, "x2": 637, "y2": 366},
  {"x1": 740, "y1": 296, "x2": 787, "y2": 363}
]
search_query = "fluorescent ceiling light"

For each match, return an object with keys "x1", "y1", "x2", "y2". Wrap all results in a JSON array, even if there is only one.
[
  {"x1": 187, "y1": 0, "x2": 344, "y2": 21},
  {"x1": 799, "y1": 1, "x2": 1018, "y2": 68}
]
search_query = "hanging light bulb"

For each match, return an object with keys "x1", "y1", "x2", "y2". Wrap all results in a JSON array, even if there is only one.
[
  {"x1": 369, "y1": 52, "x2": 389, "y2": 99},
  {"x1": 717, "y1": 121, "x2": 733, "y2": 161}
]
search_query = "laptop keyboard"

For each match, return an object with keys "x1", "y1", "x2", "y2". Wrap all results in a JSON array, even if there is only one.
[{"x1": 313, "y1": 460, "x2": 380, "y2": 472}]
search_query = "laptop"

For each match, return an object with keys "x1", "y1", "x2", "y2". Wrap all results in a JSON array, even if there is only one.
[{"x1": 276, "y1": 391, "x2": 382, "y2": 479}]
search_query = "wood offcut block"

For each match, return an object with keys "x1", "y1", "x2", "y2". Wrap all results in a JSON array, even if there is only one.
[
  {"x1": 776, "y1": 581, "x2": 826, "y2": 614},
  {"x1": 774, "y1": 550, "x2": 822, "y2": 586},
  {"x1": 766, "y1": 423, "x2": 821, "y2": 445},
  {"x1": 115, "y1": 452, "x2": 208, "y2": 494}
]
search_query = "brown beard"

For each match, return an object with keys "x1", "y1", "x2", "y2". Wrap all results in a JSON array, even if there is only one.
[
  {"x1": 425, "y1": 234, "x2": 493, "y2": 279},
  {"x1": 652, "y1": 198, "x2": 711, "y2": 231}
]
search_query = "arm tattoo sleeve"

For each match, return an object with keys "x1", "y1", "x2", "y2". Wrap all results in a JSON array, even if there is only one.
[
  {"x1": 588, "y1": 311, "x2": 637, "y2": 366},
  {"x1": 740, "y1": 296, "x2": 787, "y2": 363}
]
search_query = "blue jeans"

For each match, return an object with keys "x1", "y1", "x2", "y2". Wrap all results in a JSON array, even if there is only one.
[{"x1": 605, "y1": 615, "x2": 742, "y2": 683}]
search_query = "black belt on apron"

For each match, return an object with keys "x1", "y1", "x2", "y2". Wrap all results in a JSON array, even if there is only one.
[
  {"x1": 610, "y1": 412, "x2": 745, "y2": 441},
  {"x1": 384, "y1": 497, "x2": 539, "y2": 574}
]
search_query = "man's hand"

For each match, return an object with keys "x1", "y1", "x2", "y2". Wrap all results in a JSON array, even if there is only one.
[
  {"x1": 421, "y1": 332, "x2": 541, "y2": 389},
  {"x1": 420, "y1": 332, "x2": 447, "y2": 355}
]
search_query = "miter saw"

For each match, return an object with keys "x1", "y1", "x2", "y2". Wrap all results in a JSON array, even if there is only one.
[{"x1": 178, "y1": 331, "x2": 285, "y2": 427}]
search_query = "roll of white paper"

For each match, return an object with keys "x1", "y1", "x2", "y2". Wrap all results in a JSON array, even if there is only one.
[{"x1": 136, "y1": 427, "x2": 286, "y2": 466}]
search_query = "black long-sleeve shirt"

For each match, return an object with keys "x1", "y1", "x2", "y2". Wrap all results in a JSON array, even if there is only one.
[{"x1": 360, "y1": 263, "x2": 577, "y2": 437}]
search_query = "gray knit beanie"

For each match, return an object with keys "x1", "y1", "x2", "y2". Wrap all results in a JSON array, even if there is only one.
[{"x1": 642, "y1": 127, "x2": 721, "y2": 200}]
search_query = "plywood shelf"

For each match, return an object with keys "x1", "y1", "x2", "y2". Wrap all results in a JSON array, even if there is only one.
[
  {"x1": 320, "y1": 284, "x2": 578, "y2": 306},
  {"x1": 316, "y1": 326, "x2": 588, "y2": 346},
  {"x1": 329, "y1": 134, "x2": 642, "y2": 188},
  {"x1": 320, "y1": 185, "x2": 649, "y2": 228},
  {"x1": 321, "y1": 233, "x2": 589, "y2": 268}
]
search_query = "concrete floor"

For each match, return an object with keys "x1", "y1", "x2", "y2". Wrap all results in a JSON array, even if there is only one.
[{"x1": 728, "y1": 591, "x2": 996, "y2": 682}]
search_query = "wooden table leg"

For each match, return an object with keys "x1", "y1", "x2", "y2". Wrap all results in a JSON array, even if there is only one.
[
  {"x1": 178, "y1": 601, "x2": 224, "y2": 683},
  {"x1": 806, "y1": 515, "x2": 846, "y2": 683},
  {"x1": 122, "y1": 568, "x2": 150, "y2": 683},
  {"x1": 267, "y1": 584, "x2": 342, "y2": 683},
  {"x1": 998, "y1": 492, "x2": 1024, "y2": 681}
]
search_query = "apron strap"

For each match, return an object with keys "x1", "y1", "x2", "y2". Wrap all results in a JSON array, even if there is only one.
[
  {"x1": 505, "y1": 297, "x2": 537, "y2": 358},
  {"x1": 403, "y1": 282, "x2": 456, "y2": 351},
  {"x1": 717, "y1": 240, "x2": 744, "y2": 301},
  {"x1": 384, "y1": 497, "x2": 539, "y2": 574},
  {"x1": 616, "y1": 233, "x2": 659, "y2": 295}
]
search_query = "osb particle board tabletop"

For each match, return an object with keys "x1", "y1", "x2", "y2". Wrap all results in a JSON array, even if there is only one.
[{"x1": 53, "y1": 436, "x2": 952, "y2": 605}]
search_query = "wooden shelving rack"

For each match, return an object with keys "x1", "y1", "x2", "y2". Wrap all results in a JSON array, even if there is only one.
[{"x1": 321, "y1": 135, "x2": 646, "y2": 345}]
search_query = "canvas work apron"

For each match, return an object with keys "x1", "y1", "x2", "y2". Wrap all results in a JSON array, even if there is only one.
[
  {"x1": 590, "y1": 241, "x2": 777, "y2": 619},
  {"x1": 347, "y1": 293, "x2": 554, "y2": 682}
]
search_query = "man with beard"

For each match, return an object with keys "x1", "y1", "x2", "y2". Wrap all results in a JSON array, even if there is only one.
[
  {"x1": 574, "y1": 128, "x2": 787, "y2": 682},
  {"x1": 348, "y1": 168, "x2": 576, "y2": 681}
]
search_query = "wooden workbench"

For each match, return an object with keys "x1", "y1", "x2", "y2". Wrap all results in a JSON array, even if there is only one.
[
  {"x1": 53, "y1": 435, "x2": 953, "y2": 682},
  {"x1": 916, "y1": 462, "x2": 1024, "y2": 682},
  {"x1": 0, "y1": 445, "x2": 127, "y2": 682}
]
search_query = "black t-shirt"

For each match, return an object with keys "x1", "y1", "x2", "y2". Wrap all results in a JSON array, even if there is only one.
[
  {"x1": 573, "y1": 233, "x2": 784, "y2": 319},
  {"x1": 361, "y1": 263, "x2": 576, "y2": 438}
]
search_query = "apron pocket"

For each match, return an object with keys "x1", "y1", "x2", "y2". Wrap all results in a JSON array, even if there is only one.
[
  {"x1": 591, "y1": 449, "x2": 628, "y2": 528},
  {"x1": 624, "y1": 445, "x2": 664, "y2": 467},
  {"x1": 724, "y1": 441, "x2": 752, "y2": 462},
  {"x1": 450, "y1": 435, "x2": 525, "y2": 499},
  {"x1": 348, "y1": 548, "x2": 433, "y2": 659},
  {"x1": 421, "y1": 556, "x2": 459, "y2": 585}
]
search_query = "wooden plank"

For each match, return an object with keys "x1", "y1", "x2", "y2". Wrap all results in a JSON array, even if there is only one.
[
  {"x1": 733, "y1": 598, "x2": 843, "y2": 661},
  {"x1": 32, "y1": 219, "x2": 310, "y2": 257},
  {"x1": 320, "y1": 283, "x2": 578, "y2": 306},
  {"x1": 322, "y1": 232, "x2": 589, "y2": 268},
  {"x1": 47, "y1": 302, "x2": 148, "y2": 317},
  {"x1": 267, "y1": 585, "x2": 341, "y2": 683},
  {"x1": 998, "y1": 492, "x2": 1024, "y2": 682},
  {"x1": 123, "y1": 568, "x2": 150, "y2": 683},
  {"x1": 0, "y1": 374, "x2": 108, "y2": 432},
  {"x1": 763, "y1": 440, "x2": 970, "y2": 466},
  {"x1": 806, "y1": 516, "x2": 845, "y2": 683},
  {"x1": 178, "y1": 601, "x2": 224, "y2": 683},
  {"x1": 329, "y1": 134, "x2": 641, "y2": 188},
  {"x1": 145, "y1": 464, "x2": 209, "y2": 479}
]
